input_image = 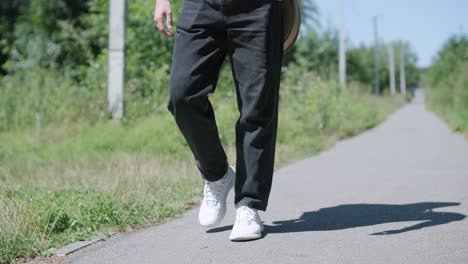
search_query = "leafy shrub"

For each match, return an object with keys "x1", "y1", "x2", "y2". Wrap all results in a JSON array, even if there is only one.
[
  {"x1": 0, "y1": 68, "x2": 107, "y2": 132},
  {"x1": 426, "y1": 34, "x2": 468, "y2": 133}
]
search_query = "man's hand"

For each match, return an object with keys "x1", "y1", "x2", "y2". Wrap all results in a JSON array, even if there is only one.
[{"x1": 154, "y1": 0, "x2": 174, "y2": 38}]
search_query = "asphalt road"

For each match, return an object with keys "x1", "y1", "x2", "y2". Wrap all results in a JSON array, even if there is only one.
[{"x1": 67, "y1": 91, "x2": 468, "y2": 264}]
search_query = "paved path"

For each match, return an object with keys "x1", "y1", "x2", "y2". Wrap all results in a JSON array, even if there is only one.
[{"x1": 67, "y1": 91, "x2": 468, "y2": 264}]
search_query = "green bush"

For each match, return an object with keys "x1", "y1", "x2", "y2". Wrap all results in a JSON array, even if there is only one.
[
  {"x1": 0, "y1": 68, "x2": 107, "y2": 132},
  {"x1": 426, "y1": 34, "x2": 468, "y2": 133}
]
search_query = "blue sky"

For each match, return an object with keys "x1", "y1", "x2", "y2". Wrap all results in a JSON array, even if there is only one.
[{"x1": 314, "y1": 0, "x2": 468, "y2": 67}]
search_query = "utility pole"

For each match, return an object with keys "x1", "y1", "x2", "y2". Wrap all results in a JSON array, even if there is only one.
[
  {"x1": 373, "y1": 16, "x2": 380, "y2": 95},
  {"x1": 108, "y1": 0, "x2": 127, "y2": 120},
  {"x1": 339, "y1": 0, "x2": 346, "y2": 89},
  {"x1": 388, "y1": 44, "x2": 396, "y2": 96},
  {"x1": 399, "y1": 48, "x2": 407, "y2": 95}
]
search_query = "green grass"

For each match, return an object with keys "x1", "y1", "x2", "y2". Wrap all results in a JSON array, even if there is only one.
[
  {"x1": 1, "y1": 179, "x2": 200, "y2": 260},
  {"x1": 425, "y1": 61, "x2": 468, "y2": 137},
  {"x1": 425, "y1": 35, "x2": 468, "y2": 136},
  {"x1": 0, "y1": 64, "x2": 406, "y2": 263}
]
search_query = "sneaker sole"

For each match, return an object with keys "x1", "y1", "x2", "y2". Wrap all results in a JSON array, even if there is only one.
[{"x1": 229, "y1": 232, "x2": 263, "y2": 241}]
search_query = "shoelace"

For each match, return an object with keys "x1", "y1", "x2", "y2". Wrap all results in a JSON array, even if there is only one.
[
  {"x1": 236, "y1": 205, "x2": 256, "y2": 224},
  {"x1": 203, "y1": 177, "x2": 227, "y2": 206}
]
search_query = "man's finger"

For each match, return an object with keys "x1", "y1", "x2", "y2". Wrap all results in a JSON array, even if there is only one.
[
  {"x1": 166, "y1": 11, "x2": 173, "y2": 29},
  {"x1": 153, "y1": 9, "x2": 161, "y2": 24},
  {"x1": 156, "y1": 14, "x2": 165, "y2": 32},
  {"x1": 162, "y1": 29, "x2": 174, "y2": 38}
]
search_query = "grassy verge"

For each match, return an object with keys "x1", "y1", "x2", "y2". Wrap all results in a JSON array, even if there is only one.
[
  {"x1": 425, "y1": 36, "x2": 468, "y2": 137},
  {"x1": 0, "y1": 64, "x2": 406, "y2": 263},
  {"x1": 425, "y1": 61, "x2": 468, "y2": 137}
]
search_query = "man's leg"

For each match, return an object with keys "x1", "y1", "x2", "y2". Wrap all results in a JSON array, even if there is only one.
[
  {"x1": 224, "y1": 0, "x2": 284, "y2": 211},
  {"x1": 167, "y1": 0, "x2": 228, "y2": 181}
]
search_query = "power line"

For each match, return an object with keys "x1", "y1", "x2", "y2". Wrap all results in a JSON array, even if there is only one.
[
  {"x1": 400, "y1": 47, "x2": 407, "y2": 95},
  {"x1": 339, "y1": 0, "x2": 346, "y2": 89},
  {"x1": 373, "y1": 16, "x2": 380, "y2": 95},
  {"x1": 388, "y1": 44, "x2": 396, "y2": 96}
]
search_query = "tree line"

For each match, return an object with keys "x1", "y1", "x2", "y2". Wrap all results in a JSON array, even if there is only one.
[
  {"x1": 0, "y1": 0, "x2": 422, "y2": 132},
  {"x1": 1, "y1": 0, "x2": 420, "y2": 83}
]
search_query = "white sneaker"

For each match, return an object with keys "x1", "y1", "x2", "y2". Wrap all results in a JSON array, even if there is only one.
[
  {"x1": 229, "y1": 203, "x2": 264, "y2": 241},
  {"x1": 198, "y1": 165, "x2": 235, "y2": 227}
]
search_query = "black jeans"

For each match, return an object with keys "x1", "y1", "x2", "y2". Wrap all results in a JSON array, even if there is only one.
[{"x1": 167, "y1": 0, "x2": 284, "y2": 211}]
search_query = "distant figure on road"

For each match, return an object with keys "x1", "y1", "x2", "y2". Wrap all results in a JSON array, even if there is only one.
[
  {"x1": 410, "y1": 84, "x2": 417, "y2": 97},
  {"x1": 154, "y1": 0, "x2": 285, "y2": 241}
]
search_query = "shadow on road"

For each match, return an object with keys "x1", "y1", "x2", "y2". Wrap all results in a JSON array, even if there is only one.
[
  {"x1": 207, "y1": 202, "x2": 465, "y2": 235},
  {"x1": 268, "y1": 202, "x2": 466, "y2": 235}
]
